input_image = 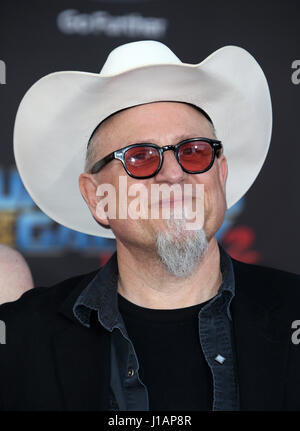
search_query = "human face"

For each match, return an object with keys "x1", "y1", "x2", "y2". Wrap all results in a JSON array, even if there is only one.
[{"x1": 79, "y1": 102, "x2": 228, "y2": 249}]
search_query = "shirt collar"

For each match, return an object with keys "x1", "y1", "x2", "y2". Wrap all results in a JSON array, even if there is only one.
[
  {"x1": 73, "y1": 243, "x2": 235, "y2": 328},
  {"x1": 73, "y1": 251, "x2": 119, "y2": 330}
]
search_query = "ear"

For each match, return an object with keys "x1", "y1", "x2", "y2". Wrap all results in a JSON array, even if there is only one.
[
  {"x1": 217, "y1": 154, "x2": 228, "y2": 192},
  {"x1": 78, "y1": 173, "x2": 110, "y2": 227}
]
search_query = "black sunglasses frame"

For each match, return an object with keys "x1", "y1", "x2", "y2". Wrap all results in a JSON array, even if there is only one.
[{"x1": 90, "y1": 137, "x2": 223, "y2": 179}]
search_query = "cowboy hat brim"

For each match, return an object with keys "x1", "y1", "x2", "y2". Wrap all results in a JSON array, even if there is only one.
[{"x1": 13, "y1": 44, "x2": 272, "y2": 239}]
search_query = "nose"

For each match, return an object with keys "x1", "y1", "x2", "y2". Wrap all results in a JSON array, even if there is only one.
[{"x1": 155, "y1": 148, "x2": 186, "y2": 184}]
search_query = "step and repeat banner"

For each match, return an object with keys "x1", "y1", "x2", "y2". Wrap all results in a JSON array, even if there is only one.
[{"x1": 0, "y1": 0, "x2": 299, "y2": 286}]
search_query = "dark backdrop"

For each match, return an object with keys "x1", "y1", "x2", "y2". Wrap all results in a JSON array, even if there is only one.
[{"x1": 1, "y1": 0, "x2": 299, "y2": 286}]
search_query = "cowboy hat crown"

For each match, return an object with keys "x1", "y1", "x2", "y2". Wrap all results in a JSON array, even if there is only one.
[{"x1": 100, "y1": 40, "x2": 181, "y2": 75}]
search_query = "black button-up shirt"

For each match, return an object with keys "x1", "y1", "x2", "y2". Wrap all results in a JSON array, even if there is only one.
[{"x1": 73, "y1": 244, "x2": 239, "y2": 411}]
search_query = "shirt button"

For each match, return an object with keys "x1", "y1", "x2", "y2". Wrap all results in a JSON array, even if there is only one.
[{"x1": 128, "y1": 368, "x2": 135, "y2": 377}]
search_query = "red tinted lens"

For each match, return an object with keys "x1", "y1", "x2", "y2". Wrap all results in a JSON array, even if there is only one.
[
  {"x1": 124, "y1": 146, "x2": 160, "y2": 177},
  {"x1": 178, "y1": 141, "x2": 213, "y2": 172}
]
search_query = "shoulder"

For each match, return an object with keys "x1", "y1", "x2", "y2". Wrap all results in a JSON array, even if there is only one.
[
  {"x1": 231, "y1": 257, "x2": 300, "y2": 301},
  {"x1": 232, "y1": 258, "x2": 300, "y2": 283},
  {"x1": 0, "y1": 269, "x2": 99, "y2": 328},
  {"x1": 231, "y1": 258, "x2": 300, "y2": 286}
]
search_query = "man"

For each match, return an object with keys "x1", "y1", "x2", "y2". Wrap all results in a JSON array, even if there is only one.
[
  {"x1": 1, "y1": 40, "x2": 300, "y2": 411},
  {"x1": 0, "y1": 244, "x2": 34, "y2": 305}
]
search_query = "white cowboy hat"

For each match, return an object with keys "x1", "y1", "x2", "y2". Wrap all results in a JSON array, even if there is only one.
[{"x1": 13, "y1": 40, "x2": 272, "y2": 239}]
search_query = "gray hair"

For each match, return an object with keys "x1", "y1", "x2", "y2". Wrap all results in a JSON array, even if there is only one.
[{"x1": 84, "y1": 136, "x2": 99, "y2": 172}]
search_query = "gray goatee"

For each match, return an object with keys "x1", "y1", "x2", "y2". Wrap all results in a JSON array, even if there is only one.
[{"x1": 155, "y1": 217, "x2": 208, "y2": 278}]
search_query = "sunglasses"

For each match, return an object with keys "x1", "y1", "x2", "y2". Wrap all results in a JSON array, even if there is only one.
[{"x1": 90, "y1": 137, "x2": 223, "y2": 179}]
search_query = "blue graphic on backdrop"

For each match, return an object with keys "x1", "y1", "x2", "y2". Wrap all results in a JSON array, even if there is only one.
[{"x1": 0, "y1": 168, "x2": 115, "y2": 253}]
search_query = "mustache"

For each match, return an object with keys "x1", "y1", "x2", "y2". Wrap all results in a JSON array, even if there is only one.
[{"x1": 153, "y1": 195, "x2": 196, "y2": 206}]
